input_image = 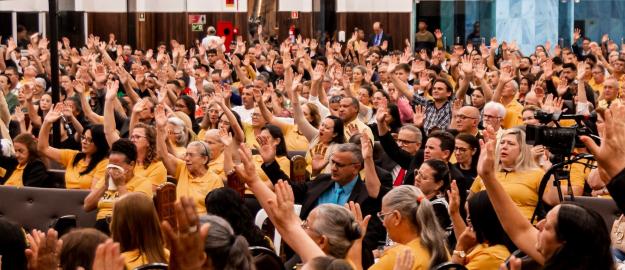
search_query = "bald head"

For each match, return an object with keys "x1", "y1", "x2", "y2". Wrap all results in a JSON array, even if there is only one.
[
  {"x1": 524, "y1": 91, "x2": 539, "y2": 106},
  {"x1": 455, "y1": 106, "x2": 480, "y2": 134}
]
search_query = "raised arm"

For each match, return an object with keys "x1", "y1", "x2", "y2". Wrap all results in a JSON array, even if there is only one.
[
  {"x1": 388, "y1": 64, "x2": 414, "y2": 99},
  {"x1": 477, "y1": 129, "x2": 544, "y2": 264},
  {"x1": 287, "y1": 68, "x2": 319, "y2": 141},
  {"x1": 155, "y1": 104, "x2": 180, "y2": 176},
  {"x1": 74, "y1": 81, "x2": 104, "y2": 124},
  {"x1": 361, "y1": 133, "x2": 381, "y2": 198},
  {"x1": 214, "y1": 86, "x2": 245, "y2": 143},
  {"x1": 234, "y1": 143, "x2": 325, "y2": 262},
  {"x1": 256, "y1": 87, "x2": 289, "y2": 131},
  {"x1": 103, "y1": 80, "x2": 121, "y2": 147},
  {"x1": 37, "y1": 104, "x2": 64, "y2": 164}
]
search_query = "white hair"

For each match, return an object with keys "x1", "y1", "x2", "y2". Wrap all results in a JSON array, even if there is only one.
[{"x1": 484, "y1": 101, "x2": 506, "y2": 118}]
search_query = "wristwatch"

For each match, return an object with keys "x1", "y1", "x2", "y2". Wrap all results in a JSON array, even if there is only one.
[{"x1": 453, "y1": 250, "x2": 466, "y2": 258}]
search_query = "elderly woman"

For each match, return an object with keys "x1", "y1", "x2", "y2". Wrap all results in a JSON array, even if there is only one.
[{"x1": 155, "y1": 104, "x2": 223, "y2": 214}]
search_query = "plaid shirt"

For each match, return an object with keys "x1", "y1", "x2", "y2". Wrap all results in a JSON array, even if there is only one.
[{"x1": 412, "y1": 95, "x2": 453, "y2": 135}]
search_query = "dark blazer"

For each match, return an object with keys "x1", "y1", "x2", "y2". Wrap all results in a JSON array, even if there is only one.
[
  {"x1": 379, "y1": 132, "x2": 423, "y2": 185},
  {"x1": 608, "y1": 168, "x2": 625, "y2": 213},
  {"x1": 0, "y1": 158, "x2": 49, "y2": 187},
  {"x1": 368, "y1": 32, "x2": 393, "y2": 52},
  {"x1": 262, "y1": 160, "x2": 388, "y2": 268}
]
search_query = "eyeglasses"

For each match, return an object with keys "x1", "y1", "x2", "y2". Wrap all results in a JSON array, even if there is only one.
[
  {"x1": 397, "y1": 139, "x2": 417, "y2": 145},
  {"x1": 377, "y1": 211, "x2": 394, "y2": 222},
  {"x1": 455, "y1": 147, "x2": 471, "y2": 153},
  {"x1": 184, "y1": 152, "x2": 205, "y2": 158},
  {"x1": 81, "y1": 135, "x2": 93, "y2": 144},
  {"x1": 456, "y1": 114, "x2": 477, "y2": 120},
  {"x1": 483, "y1": 114, "x2": 501, "y2": 120},
  {"x1": 330, "y1": 160, "x2": 358, "y2": 169}
]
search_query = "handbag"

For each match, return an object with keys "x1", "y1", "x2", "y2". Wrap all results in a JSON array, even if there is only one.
[{"x1": 612, "y1": 215, "x2": 625, "y2": 252}]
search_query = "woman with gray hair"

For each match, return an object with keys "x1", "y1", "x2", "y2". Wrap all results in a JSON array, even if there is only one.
[
  {"x1": 369, "y1": 185, "x2": 449, "y2": 270},
  {"x1": 167, "y1": 116, "x2": 192, "y2": 159},
  {"x1": 198, "y1": 215, "x2": 255, "y2": 270},
  {"x1": 155, "y1": 104, "x2": 223, "y2": 215}
]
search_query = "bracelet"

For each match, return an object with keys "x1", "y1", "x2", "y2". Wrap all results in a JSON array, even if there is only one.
[{"x1": 452, "y1": 250, "x2": 466, "y2": 258}]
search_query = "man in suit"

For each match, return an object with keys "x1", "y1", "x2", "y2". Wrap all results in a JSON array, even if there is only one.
[
  {"x1": 261, "y1": 143, "x2": 386, "y2": 268},
  {"x1": 368, "y1": 21, "x2": 393, "y2": 52}
]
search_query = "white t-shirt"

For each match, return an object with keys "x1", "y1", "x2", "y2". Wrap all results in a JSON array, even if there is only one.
[{"x1": 232, "y1": 106, "x2": 254, "y2": 124}]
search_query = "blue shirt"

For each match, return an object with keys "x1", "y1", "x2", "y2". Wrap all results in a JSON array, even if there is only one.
[{"x1": 317, "y1": 176, "x2": 359, "y2": 206}]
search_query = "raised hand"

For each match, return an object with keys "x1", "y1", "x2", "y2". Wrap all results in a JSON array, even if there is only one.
[
  {"x1": 477, "y1": 126, "x2": 497, "y2": 181},
  {"x1": 573, "y1": 28, "x2": 582, "y2": 42},
  {"x1": 413, "y1": 105, "x2": 425, "y2": 128},
  {"x1": 105, "y1": 80, "x2": 119, "y2": 100},
  {"x1": 161, "y1": 197, "x2": 209, "y2": 270},
  {"x1": 460, "y1": 55, "x2": 474, "y2": 77},
  {"x1": 447, "y1": 180, "x2": 461, "y2": 216},
  {"x1": 94, "y1": 64, "x2": 108, "y2": 83},
  {"x1": 90, "y1": 239, "x2": 125, "y2": 270},
  {"x1": 235, "y1": 143, "x2": 260, "y2": 184},
  {"x1": 345, "y1": 201, "x2": 369, "y2": 239},
  {"x1": 44, "y1": 103, "x2": 64, "y2": 123},
  {"x1": 360, "y1": 133, "x2": 373, "y2": 160},
  {"x1": 256, "y1": 135, "x2": 276, "y2": 164},
  {"x1": 266, "y1": 180, "x2": 300, "y2": 228},
  {"x1": 434, "y1": 29, "x2": 443, "y2": 40},
  {"x1": 310, "y1": 143, "x2": 328, "y2": 173},
  {"x1": 218, "y1": 129, "x2": 233, "y2": 147},
  {"x1": 580, "y1": 104, "x2": 625, "y2": 179},
  {"x1": 25, "y1": 228, "x2": 62, "y2": 270},
  {"x1": 154, "y1": 105, "x2": 168, "y2": 127}
]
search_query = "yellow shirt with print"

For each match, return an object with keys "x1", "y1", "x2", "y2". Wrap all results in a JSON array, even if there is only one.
[
  {"x1": 465, "y1": 244, "x2": 510, "y2": 270},
  {"x1": 502, "y1": 100, "x2": 524, "y2": 129},
  {"x1": 471, "y1": 168, "x2": 544, "y2": 220},
  {"x1": 4, "y1": 164, "x2": 25, "y2": 187},
  {"x1": 95, "y1": 175, "x2": 153, "y2": 220},
  {"x1": 174, "y1": 159, "x2": 224, "y2": 214},
  {"x1": 134, "y1": 161, "x2": 167, "y2": 189},
  {"x1": 369, "y1": 238, "x2": 434, "y2": 270},
  {"x1": 281, "y1": 124, "x2": 309, "y2": 152},
  {"x1": 122, "y1": 249, "x2": 169, "y2": 270},
  {"x1": 59, "y1": 149, "x2": 108, "y2": 189}
]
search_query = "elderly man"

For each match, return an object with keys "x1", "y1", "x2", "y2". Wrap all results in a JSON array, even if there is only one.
[
  {"x1": 451, "y1": 106, "x2": 481, "y2": 138},
  {"x1": 339, "y1": 96, "x2": 374, "y2": 141},
  {"x1": 493, "y1": 73, "x2": 523, "y2": 129}
]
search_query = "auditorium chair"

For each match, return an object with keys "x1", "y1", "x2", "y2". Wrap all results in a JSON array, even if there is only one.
[
  {"x1": 0, "y1": 185, "x2": 96, "y2": 231},
  {"x1": 154, "y1": 182, "x2": 177, "y2": 229}
]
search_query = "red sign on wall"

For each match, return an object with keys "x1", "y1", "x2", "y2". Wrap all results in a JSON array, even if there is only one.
[
  {"x1": 188, "y1": 14, "x2": 206, "y2": 25},
  {"x1": 291, "y1": 11, "x2": 299, "y2": 19}
]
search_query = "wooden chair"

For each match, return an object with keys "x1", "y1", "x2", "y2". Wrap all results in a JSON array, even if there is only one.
[
  {"x1": 290, "y1": 155, "x2": 307, "y2": 184},
  {"x1": 154, "y1": 182, "x2": 177, "y2": 229}
]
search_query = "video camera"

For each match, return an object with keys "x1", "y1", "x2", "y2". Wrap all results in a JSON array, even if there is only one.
[{"x1": 525, "y1": 110, "x2": 599, "y2": 156}]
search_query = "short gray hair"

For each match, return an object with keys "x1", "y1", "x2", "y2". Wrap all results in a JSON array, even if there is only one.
[
  {"x1": 335, "y1": 143, "x2": 363, "y2": 164},
  {"x1": 484, "y1": 101, "x2": 506, "y2": 118},
  {"x1": 400, "y1": 124, "x2": 423, "y2": 143},
  {"x1": 311, "y1": 204, "x2": 361, "y2": 259}
]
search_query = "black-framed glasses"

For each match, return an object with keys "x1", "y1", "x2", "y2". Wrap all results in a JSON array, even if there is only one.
[{"x1": 330, "y1": 160, "x2": 358, "y2": 169}]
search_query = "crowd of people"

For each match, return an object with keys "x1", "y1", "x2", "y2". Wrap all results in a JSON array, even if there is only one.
[{"x1": 1, "y1": 20, "x2": 625, "y2": 270}]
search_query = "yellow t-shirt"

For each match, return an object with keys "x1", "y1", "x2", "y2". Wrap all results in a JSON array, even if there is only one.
[
  {"x1": 343, "y1": 118, "x2": 373, "y2": 142},
  {"x1": 209, "y1": 153, "x2": 225, "y2": 180},
  {"x1": 281, "y1": 124, "x2": 309, "y2": 152},
  {"x1": 122, "y1": 249, "x2": 170, "y2": 270},
  {"x1": 502, "y1": 101, "x2": 524, "y2": 129},
  {"x1": 4, "y1": 164, "x2": 25, "y2": 187},
  {"x1": 465, "y1": 244, "x2": 510, "y2": 270},
  {"x1": 370, "y1": 238, "x2": 433, "y2": 270},
  {"x1": 588, "y1": 78, "x2": 604, "y2": 95},
  {"x1": 95, "y1": 175, "x2": 153, "y2": 220},
  {"x1": 471, "y1": 168, "x2": 544, "y2": 220},
  {"x1": 243, "y1": 123, "x2": 260, "y2": 149},
  {"x1": 253, "y1": 155, "x2": 291, "y2": 183},
  {"x1": 59, "y1": 149, "x2": 108, "y2": 189},
  {"x1": 134, "y1": 161, "x2": 167, "y2": 188},
  {"x1": 174, "y1": 159, "x2": 224, "y2": 214},
  {"x1": 173, "y1": 145, "x2": 187, "y2": 159}
]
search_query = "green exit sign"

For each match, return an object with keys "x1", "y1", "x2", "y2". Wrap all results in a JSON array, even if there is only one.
[{"x1": 192, "y1": 24, "x2": 204, "y2": 32}]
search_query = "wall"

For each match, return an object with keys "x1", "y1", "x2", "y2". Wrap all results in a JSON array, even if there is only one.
[
  {"x1": 495, "y1": 0, "x2": 559, "y2": 55},
  {"x1": 574, "y1": 0, "x2": 625, "y2": 43}
]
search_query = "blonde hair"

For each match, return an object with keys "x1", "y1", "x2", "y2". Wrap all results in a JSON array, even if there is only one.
[{"x1": 495, "y1": 128, "x2": 537, "y2": 172}]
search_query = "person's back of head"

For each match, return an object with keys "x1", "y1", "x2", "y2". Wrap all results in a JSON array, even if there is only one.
[
  {"x1": 306, "y1": 256, "x2": 354, "y2": 270},
  {"x1": 59, "y1": 228, "x2": 108, "y2": 270},
  {"x1": 0, "y1": 218, "x2": 27, "y2": 270},
  {"x1": 110, "y1": 193, "x2": 167, "y2": 264},
  {"x1": 199, "y1": 215, "x2": 255, "y2": 270},
  {"x1": 204, "y1": 188, "x2": 268, "y2": 248},
  {"x1": 310, "y1": 204, "x2": 361, "y2": 259},
  {"x1": 468, "y1": 191, "x2": 514, "y2": 251},
  {"x1": 544, "y1": 203, "x2": 613, "y2": 270}
]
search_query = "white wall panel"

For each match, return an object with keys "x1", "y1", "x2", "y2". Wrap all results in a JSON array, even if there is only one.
[
  {"x1": 134, "y1": 0, "x2": 185, "y2": 12},
  {"x1": 75, "y1": 0, "x2": 127, "y2": 12},
  {"x1": 0, "y1": 0, "x2": 49, "y2": 12},
  {"x1": 187, "y1": 0, "x2": 247, "y2": 12},
  {"x1": 336, "y1": 0, "x2": 412, "y2": 12},
  {"x1": 279, "y1": 0, "x2": 313, "y2": 12}
]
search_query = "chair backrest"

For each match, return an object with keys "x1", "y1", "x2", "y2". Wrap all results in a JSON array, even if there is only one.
[
  {"x1": 154, "y1": 182, "x2": 177, "y2": 229},
  {"x1": 0, "y1": 186, "x2": 96, "y2": 231},
  {"x1": 249, "y1": 246, "x2": 285, "y2": 270},
  {"x1": 47, "y1": 169, "x2": 67, "y2": 188},
  {"x1": 431, "y1": 262, "x2": 468, "y2": 270},
  {"x1": 133, "y1": 263, "x2": 168, "y2": 270},
  {"x1": 254, "y1": 204, "x2": 302, "y2": 256},
  {"x1": 290, "y1": 155, "x2": 308, "y2": 183},
  {"x1": 563, "y1": 196, "x2": 621, "y2": 233}
]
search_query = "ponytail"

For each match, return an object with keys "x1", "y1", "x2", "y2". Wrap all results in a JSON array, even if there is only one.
[{"x1": 415, "y1": 199, "x2": 448, "y2": 267}]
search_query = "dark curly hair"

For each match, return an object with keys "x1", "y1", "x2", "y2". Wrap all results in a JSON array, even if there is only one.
[{"x1": 72, "y1": 125, "x2": 109, "y2": 175}]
